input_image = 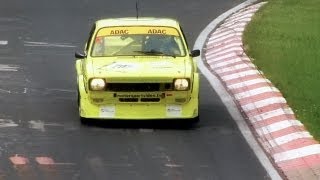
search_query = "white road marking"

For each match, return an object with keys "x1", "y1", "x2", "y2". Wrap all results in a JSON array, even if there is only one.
[
  {"x1": 234, "y1": 86, "x2": 280, "y2": 100},
  {"x1": 29, "y1": 120, "x2": 64, "y2": 132},
  {"x1": 274, "y1": 144, "x2": 320, "y2": 163},
  {"x1": 24, "y1": 41, "x2": 76, "y2": 48},
  {"x1": 0, "y1": 40, "x2": 8, "y2": 45},
  {"x1": 29, "y1": 120, "x2": 45, "y2": 131},
  {"x1": 45, "y1": 88, "x2": 76, "y2": 93},
  {"x1": 25, "y1": 78, "x2": 31, "y2": 83},
  {"x1": 241, "y1": 97, "x2": 287, "y2": 112},
  {"x1": 165, "y1": 164, "x2": 183, "y2": 168},
  {"x1": 0, "y1": 119, "x2": 18, "y2": 127},
  {"x1": 267, "y1": 131, "x2": 312, "y2": 148},
  {"x1": 0, "y1": 64, "x2": 19, "y2": 72},
  {"x1": 104, "y1": 163, "x2": 133, "y2": 167},
  {"x1": 0, "y1": 88, "x2": 11, "y2": 94},
  {"x1": 256, "y1": 120, "x2": 303, "y2": 136},
  {"x1": 51, "y1": 162, "x2": 76, "y2": 165},
  {"x1": 139, "y1": 129, "x2": 154, "y2": 133},
  {"x1": 36, "y1": 156, "x2": 76, "y2": 166}
]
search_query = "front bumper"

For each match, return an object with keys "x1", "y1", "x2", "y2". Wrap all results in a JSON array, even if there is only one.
[
  {"x1": 77, "y1": 72, "x2": 199, "y2": 120},
  {"x1": 79, "y1": 95, "x2": 198, "y2": 120}
]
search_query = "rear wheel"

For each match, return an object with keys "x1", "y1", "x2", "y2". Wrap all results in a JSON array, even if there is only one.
[
  {"x1": 183, "y1": 115, "x2": 199, "y2": 128},
  {"x1": 189, "y1": 115, "x2": 199, "y2": 124}
]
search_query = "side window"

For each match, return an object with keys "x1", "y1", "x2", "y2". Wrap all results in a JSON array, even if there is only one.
[{"x1": 85, "y1": 24, "x2": 96, "y2": 53}]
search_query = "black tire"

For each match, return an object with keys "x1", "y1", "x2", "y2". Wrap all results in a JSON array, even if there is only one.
[
  {"x1": 77, "y1": 89, "x2": 80, "y2": 106},
  {"x1": 191, "y1": 115, "x2": 200, "y2": 123},
  {"x1": 182, "y1": 115, "x2": 199, "y2": 128},
  {"x1": 80, "y1": 116, "x2": 89, "y2": 124},
  {"x1": 77, "y1": 89, "x2": 88, "y2": 124},
  {"x1": 189, "y1": 115, "x2": 199, "y2": 125}
]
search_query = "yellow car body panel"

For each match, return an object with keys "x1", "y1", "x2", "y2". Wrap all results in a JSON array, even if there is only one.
[{"x1": 76, "y1": 17, "x2": 200, "y2": 120}]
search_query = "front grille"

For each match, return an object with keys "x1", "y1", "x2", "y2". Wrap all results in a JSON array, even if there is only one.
[
  {"x1": 140, "y1": 98, "x2": 160, "y2": 102},
  {"x1": 119, "y1": 97, "x2": 160, "y2": 102},
  {"x1": 106, "y1": 83, "x2": 172, "y2": 92},
  {"x1": 119, "y1": 98, "x2": 139, "y2": 102}
]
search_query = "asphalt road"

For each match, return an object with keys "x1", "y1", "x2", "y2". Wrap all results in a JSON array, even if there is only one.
[{"x1": 0, "y1": 0, "x2": 269, "y2": 179}]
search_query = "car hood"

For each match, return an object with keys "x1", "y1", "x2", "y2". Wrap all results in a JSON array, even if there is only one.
[{"x1": 89, "y1": 57, "x2": 190, "y2": 82}]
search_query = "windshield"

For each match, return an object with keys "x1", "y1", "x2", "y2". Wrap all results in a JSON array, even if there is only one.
[{"x1": 91, "y1": 26, "x2": 187, "y2": 57}]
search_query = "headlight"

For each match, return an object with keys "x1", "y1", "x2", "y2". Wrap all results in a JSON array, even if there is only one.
[
  {"x1": 90, "y1": 78, "x2": 106, "y2": 91},
  {"x1": 174, "y1": 78, "x2": 189, "y2": 91}
]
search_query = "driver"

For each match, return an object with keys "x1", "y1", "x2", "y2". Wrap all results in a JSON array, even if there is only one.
[{"x1": 144, "y1": 35, "x2": 180, "y2": 55}]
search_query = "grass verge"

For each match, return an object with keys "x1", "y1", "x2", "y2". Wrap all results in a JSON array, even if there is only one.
[{"x1": 243, "y1": 0, "x2": 320, "y2": 139}]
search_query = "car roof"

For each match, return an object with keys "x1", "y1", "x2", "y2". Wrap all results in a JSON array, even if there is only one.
[{"x1": 95, "y1": 17, "x2": 181, "y2": 29}]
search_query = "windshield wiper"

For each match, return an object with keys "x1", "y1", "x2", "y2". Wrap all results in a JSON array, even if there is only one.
[{"x1": 134, "y1": 50, "x2": 176, "y2": 58}]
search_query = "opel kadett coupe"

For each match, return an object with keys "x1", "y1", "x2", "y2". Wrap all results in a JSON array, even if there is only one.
[{"x1": 75, "y1": 17, "x2": 200, "y2": 123}]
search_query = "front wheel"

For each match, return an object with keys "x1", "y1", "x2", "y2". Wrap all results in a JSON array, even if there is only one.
[{"x1": 77, "y1": 89, "x2": 88, "y2": 124}]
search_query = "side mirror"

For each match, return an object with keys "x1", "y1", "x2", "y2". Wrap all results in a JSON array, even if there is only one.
[
  {"x1": 190, "y1": 50, "x2": 200, "y2": 57},
  {"x1": 75, "y1": 51, "x2": 86, "y2": 59}
]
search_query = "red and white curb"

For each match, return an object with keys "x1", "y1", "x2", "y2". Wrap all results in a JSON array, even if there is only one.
[{"x1": 197, "y1": 1, "x2": 320, "y2": 180}]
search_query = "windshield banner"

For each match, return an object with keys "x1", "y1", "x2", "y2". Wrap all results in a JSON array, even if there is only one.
[{"x1": 97, "y1": 26, "x2": 180, "y2": 37}]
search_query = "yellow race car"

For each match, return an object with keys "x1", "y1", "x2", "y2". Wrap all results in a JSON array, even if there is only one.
[{"x1": 75, "y1": 17, "x2": 200, "y2": 123}]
